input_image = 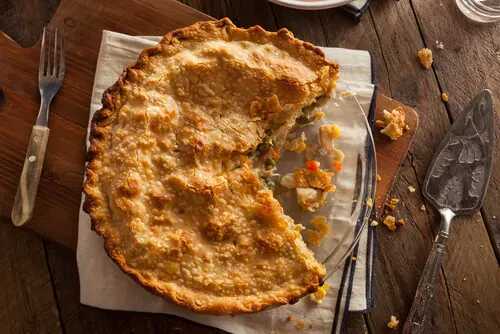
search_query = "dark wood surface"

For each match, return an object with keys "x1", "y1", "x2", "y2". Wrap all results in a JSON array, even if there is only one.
[
  {"x1": 0, "y1": 0, "x2": 499, "y2": 333},
  {"x1": 0, "y1": 0, "x2": 416, "y2": 249}
]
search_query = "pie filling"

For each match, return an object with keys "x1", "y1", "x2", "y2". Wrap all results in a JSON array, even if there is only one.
[{"x1": 84, "y1": 18, "x2": 339, "y2": 314}]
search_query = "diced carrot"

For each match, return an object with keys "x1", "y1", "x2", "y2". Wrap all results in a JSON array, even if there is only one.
[
  {"x1": 332, "y1": 161, "x2": 343, "y2": 172},
  {"x1": 306, "y1": 160, "x2": 320, "y2": 172}
]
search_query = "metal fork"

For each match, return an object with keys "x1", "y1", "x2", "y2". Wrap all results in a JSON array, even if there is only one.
[{"x1": 11, "y1": 27, "x2": 65, "y2": 226}]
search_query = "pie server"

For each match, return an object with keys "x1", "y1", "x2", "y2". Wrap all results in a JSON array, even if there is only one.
[{"x1": 403, "y1": 89, "x2": 495, "y2": 334}]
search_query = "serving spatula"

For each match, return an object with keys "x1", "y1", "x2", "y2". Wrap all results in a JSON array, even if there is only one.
[{"x1": 403, "y1": 89, "x2": 495, "y2": 334}]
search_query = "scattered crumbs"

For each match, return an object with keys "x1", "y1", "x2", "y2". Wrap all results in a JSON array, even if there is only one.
[
  {"x1": 370, "y1": 220, "x2": 379, "y2": 227},
  {"x1": 397, "y1": 218, "x2": 406, "y2": 226},
  {"x1": 340, "y1": 90, "x2": 354, "y2": 97},
  {"x1": 435, "y1": 40, "x2": 445, "y2": 50},
  {"x1": 417, "y1": 48, "x2": 433, "y2": 69},
  {"x1": 28, "y1": 155, "x2": 37, "y2": 163},
  {"x1": 441, "y1": 92, "x2": 449, "y2": 102},
  {"x1": 313, "y1": 111, "x2": 326, "y2": 121},
  {"x1": 331, "y1": 148, "x2": 345, "y2": 173},
  {"x1": 377, "y1": 174, "x2": 382, "y2": 182},
  {"x1": 286, "y1": 315, "x2": 293, "y2": 322},
  {"x1": 476, "y1": 299, "x2": 481, "y2": 304},
  {"x1": 320, "y1": 124, "x2": 341, "y2": 142},
  {"x1": 383, "y1": 215, "x2": 397, "y2": 232},
  {"x1": 408, "y1": 185, "x2": 416, "y2": 193},
  {"x1": 294, "y1": 319, "x2": 305, "y2": 330},
  {"x1": 285, "y1": 132, "x2": 307, "y2": 153},
  {"x1": 480, "y1": 245, "x2": 484, "y2": 248},
  {"x1": 310, "y1": 283, "x2": 331, "y2": 304},
  {"x1": 387, "y1": 315, "x2": 400, "y2": 329},
  {"x1": 352, "y1": 256, "x2": 357, "y2": 261},
  {"x1": 463, "y1": 277, "x2": 467, "y2": 281},
  {"x1": 366, "y1": 198, "x2": 373, "y2": 208},
  {"x1": 304, "y1": 216, "x2": 330, "y2": 247},
  {"x1": 492, "y1": 215, "x2": 496, "y2": 219},
  {"x1": 386, "y1": 197, "x2": 400, "y2": 210},
  {"x1": 420, "y1": 204, "x2": 426, "y2": 211},
  {"x1": 375, "y1": 119, "x2": 386, "y2": 129},
  {"x1": 377, "y1": 107, "x2": 407, "y2": 141}
]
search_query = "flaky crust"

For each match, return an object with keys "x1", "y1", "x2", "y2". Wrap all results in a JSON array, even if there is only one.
[{"x1": 83, "y1": 18, "x2": 339, "y2": 315}]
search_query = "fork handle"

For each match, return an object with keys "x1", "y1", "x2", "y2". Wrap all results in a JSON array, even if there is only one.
[
  {"x1": 402, "y1": 208, "x2": 454, "y2": 334},
  {"x1": 11, "y1": 125, "x2": 50, "y2": 226}
]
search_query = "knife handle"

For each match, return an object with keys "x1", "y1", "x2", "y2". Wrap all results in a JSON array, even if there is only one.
[
  {"x1": 11, "y1": 125, "x2": 50, "y2": 226},
  {"x1": 402, "y1": 209, "x2": 454, "y2": 334}
]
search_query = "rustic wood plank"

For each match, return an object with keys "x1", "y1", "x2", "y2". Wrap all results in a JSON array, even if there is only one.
[
  {"x1": 0, "y1": 3, "x2": 63, "y2": 334},
  {"x1": 408, "y1": 1, "x2": 500, "y2": 332},
  {"x1": 0, "y1": 0, "x2": 212, "y2": 250},
  {"x1": 411, "y1": 0, "x2": 500, "y2": 261},
  {"x1": 368, "y1": 1, "x2": 500, "y2": 333},
  {"x1": 365, "y1": 0, "x2": 460, "y2": 333},
  {"x1": 344, "y1": 312, "x2": 369, "y2": 334},
  {"x1": 3, "y1": 2, "x2": 498, "y2": 334},
  {"x1": 0, "y1": 0, "x2": 60, "y2": 47},
  {"x1": 0, "y1": 223, "x2": 62, "y2": 334}
]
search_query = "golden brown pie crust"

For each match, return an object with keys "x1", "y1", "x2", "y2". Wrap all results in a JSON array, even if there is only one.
[{"x1": 83, "y1": 18, "x2": 339, "y2": 315}]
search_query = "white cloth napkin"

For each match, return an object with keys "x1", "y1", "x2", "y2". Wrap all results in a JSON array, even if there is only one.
[{"x1": 77, "y1": 31, "x2": 375, "y2": 334}]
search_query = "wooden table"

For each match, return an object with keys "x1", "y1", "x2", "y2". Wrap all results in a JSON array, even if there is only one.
[{"x1": 1, "y1": 0, "x2": 499, "y2": 333}]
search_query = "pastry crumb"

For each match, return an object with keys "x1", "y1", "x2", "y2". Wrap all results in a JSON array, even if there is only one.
[
  {"x1": 377, "y1": 107, "x2": 407, "y2": 141},
  {"x1": 387, "y1": 315, "x2": 400, "y2": 329},
  {"x1": 397, "y1": 218, "x2": 406, "y2": 226},
  {"x1": 320, "y1": 124, "x2": 341, "y2": 139},
  {"x1": 294, "y1": 319, "x2": 306, "y2": 330},
  {"x1": 304, "y1": 216, "x2": 330, "y2": 246},
  {"x1": 386, "y1": 197, "x2": 400, "y2": 210},
  {"x1": 435, "y1": 40, "x2": 445, "y2": 50},
  {"x1": 310, "y1": 282, "x2": 330, "y2": 304},
  {"x1": 296, "y1": 188, "x2": 328, "y2": 212},
  {"x1": 408, "y1": 185, "x2": 416, "y2": 193},
  {"x1": 319, "y1": 124, "x2": 341, "y2": 153},
  {"x1": 441, "y1": 92, "x2": 449, "y2": 102},
  {"x1": 370, "y1": 220, "x2": 379, "y2": 227},
  {"x1": 383, "y1": 215, "x2": 397, "y2": 232},
  {"x1": 352, "y1": 256, "x2": 357, "y2": 261},
  {"x1": 420, "y1": 204, "x2": 426, "y2": 211},
  {"x1": 286, "y1": 315, "x2": 294, "y2": 322},
  {"x1": 366, "y1": 198, "x2": 373, "y2": 208},
  {"x1": 313, "y1": 111, "x2": 326, "y2": 121},
  {"x1": 377, "y1": 174, "x2": 382, "y2": 182},
  {"x1": 330, "y1": 147, "x2": 345, "y2": 173},
  {"x1": 417, "y1": 48, "x2": 433, "y2": 69},
  {"x1": 285, "y1": 132, "x2": 307, "y2": 153}
]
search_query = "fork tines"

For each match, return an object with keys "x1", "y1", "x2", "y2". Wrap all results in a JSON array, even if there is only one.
[{"x1": 39, "y1": 27, "x2": 65, "y2": 81}]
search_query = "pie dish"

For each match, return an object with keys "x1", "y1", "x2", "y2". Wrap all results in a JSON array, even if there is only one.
[{"x1": 83, "y1": 18, "x2": 339, "y2": 314}]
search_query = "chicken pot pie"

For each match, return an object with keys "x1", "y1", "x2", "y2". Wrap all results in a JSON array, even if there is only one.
[{"x1": 84, "y1": 18, "x2": 339, "y2": 314}]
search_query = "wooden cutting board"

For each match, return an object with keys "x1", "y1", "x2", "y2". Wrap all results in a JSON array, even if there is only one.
[{"x1": 0, "y1": 0, "x2": 417, "y2": 250}]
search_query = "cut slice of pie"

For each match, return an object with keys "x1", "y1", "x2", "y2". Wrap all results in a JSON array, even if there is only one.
[{"x1": 83, "y1": 18, "x2": 339, "y2": 314}]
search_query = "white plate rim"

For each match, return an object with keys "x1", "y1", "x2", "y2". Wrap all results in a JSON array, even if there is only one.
[{"x1": 267, "y1": 0, "x2": 353, "y2": 10}]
